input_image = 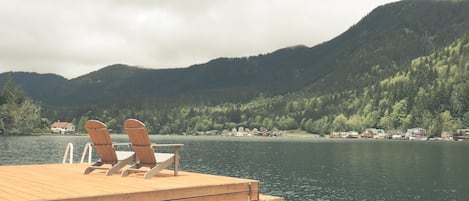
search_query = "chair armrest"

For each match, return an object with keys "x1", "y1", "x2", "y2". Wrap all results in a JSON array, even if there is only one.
[
  {"x1": 150, "y1": 144, "x2": 183, "y2": 176},
  {"x1": 151, "y1": 144, "x2": 184, "y2": 155},
  {"x1": 113, "y1": 143, "x2": 131, "y2": 148},
  {"x1": 151, "y1": 144, "x2": 184, "y2": 148}
]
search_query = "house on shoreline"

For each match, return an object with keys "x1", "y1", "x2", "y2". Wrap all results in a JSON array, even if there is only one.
[
  {"x1": 51, "y1": 121, "x2": 75, "y2": 134},
  {"x1": 405, "y1": 128, "x2": 427, "y2": 140},
  {"x1": 361, "y1": 128, "x2": 386, "y2": 139}
]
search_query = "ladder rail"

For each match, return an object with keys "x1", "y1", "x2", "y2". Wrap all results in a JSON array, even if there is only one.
[
  {"x1": 63, "y1": 142, "x2": 94, "y2": 164},
  {"x1": 80, "y1": 143, "x2": 93, "y2": 163},
  {"x1": 62, "y1": 143, "x2": 74, "y2": 164}
]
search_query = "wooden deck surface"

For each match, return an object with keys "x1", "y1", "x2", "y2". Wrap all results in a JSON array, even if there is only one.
[{"x1": 0, "y1": 163, "x2": 283, "y2": 201}]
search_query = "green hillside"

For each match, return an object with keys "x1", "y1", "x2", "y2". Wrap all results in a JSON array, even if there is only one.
[
  {"x1": 83, "y1": 33, "x2": 467, "y2": 135},
  {"x1": 299, "y1": 34, "x2": 469, "y2": 135},
  {"x1": 2, "y1": 0, "x2": 469, "y2": 134}
]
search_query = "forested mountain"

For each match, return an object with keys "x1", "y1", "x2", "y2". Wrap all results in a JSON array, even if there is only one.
[
  {"x1": 297, "y1": 34, "x2": 469, "y2": 135},
  {"x1": 0, "y1": 72, "x2": 67, "y2": 102},
  {"x1": 1, "y1": 0, "x2": 469, "y2": 135}
]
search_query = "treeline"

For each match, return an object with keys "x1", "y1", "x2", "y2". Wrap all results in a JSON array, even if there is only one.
[
  {"x1": 63, "y1": 96, "x2": 300, "y2": 134},
  {"x1": 57, "y1": 34, "x2": 469, "y2": 136},
  {"x1": 0, "y1": 73, "x2": 47, "y2": 135}
]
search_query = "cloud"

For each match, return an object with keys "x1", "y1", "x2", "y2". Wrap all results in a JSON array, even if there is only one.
[{"x1": 0, "y1": 0, "x2": 397, "y2": 79}]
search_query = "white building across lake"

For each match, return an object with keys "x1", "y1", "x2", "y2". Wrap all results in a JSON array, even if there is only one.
[{"x1": 51, "y1": 121, "x2": 75, "y2": 134}]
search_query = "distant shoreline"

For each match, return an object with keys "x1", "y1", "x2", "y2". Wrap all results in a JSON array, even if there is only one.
[{"x1": 2, "y1": 131, "x2": 465, "y2": 142}]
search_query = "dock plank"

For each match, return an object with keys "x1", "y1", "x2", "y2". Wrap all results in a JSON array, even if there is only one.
[
  {"x1": 260, "y1": 194, "x2": 285, "y2": 201},
  {"x1": 0, "y1": 163, "x2": 283, "y2": 201}
]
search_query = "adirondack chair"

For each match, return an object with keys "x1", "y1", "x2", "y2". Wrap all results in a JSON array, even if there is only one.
[
  {"x1": 84, "y1": 120, "x2": 135, "y2": 176},
  {"x1": 121, "y1": 119, "x2": 183, "y2": 179}
]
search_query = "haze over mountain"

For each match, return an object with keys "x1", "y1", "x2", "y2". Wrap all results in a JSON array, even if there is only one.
[
  {"x1": 2, "y1": 0, "x2": 468, "y2": 108},
  {"x1": 0, "y1": 0, "x2": 397, "y2": 79}
]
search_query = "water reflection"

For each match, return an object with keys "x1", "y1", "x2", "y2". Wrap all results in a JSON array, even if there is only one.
[{"x1": 1, "y1": 135, "x2": 469, "y2": 201}]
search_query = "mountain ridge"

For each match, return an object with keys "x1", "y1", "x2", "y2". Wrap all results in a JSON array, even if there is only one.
[{"x1": 2, "y1": 0, "x2": 469, "y2": 108}]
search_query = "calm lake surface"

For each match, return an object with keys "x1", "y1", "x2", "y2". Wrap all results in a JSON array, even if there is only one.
[{"x1": 1, "y1": 135, "x2": 469, "y2": 201}]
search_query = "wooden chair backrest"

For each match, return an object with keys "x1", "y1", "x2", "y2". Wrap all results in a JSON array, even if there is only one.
[
  {"x1": 85, "y1": 120, "x2": 118, "y2": 164},
  {"x1": 124, "y1": 119, "x2": 157, "y2": 165}
]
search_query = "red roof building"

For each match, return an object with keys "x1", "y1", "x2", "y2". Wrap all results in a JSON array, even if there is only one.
[{"x1": 51, "y1": 121, "x2": 75, "y2": 134}]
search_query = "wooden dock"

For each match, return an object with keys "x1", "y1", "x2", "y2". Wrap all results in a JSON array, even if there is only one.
[{"x1": 0, "y1": 163, "x2": 283, "y2": 201}]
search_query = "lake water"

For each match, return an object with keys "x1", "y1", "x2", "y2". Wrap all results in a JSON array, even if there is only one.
[{"x1": 1, "y1": 135, "x2": 469, "y2": 201}]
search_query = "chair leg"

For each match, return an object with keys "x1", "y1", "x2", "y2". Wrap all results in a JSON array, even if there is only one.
[
  {"x1": 106, "y1": 153, "x2": 135, "y2": 176},
  {"x1": 143, "y1": 157, "x2": 174, "y2": 179},
  {"x1": 121, "y1": 163, "x2": 141, "y2": 177},
  {"x1": 174, "y1": 150, "x2": 180, "y2": 176},
  {"x1": 84, "y1": 161, "x2": 103, "y2": 175},
  {"x1": 121, "y1": 169, "x2": 130, "y2": 177},
  {"x1": 84, "y1": 167, "x2": 94, "y2": 175}
]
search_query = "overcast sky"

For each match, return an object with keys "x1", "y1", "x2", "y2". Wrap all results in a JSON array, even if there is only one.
[{"x1": 0, "y1": 0, "x2": 398, "y2": 79}]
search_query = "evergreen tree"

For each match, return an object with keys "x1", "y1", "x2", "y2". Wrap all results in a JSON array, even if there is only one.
[
  {"x1": 0, "y1": 73, "x2": 44, "y2": 135},
  {"x1": 1, "y1": 72, "x2": 26, "y2": 104}
]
